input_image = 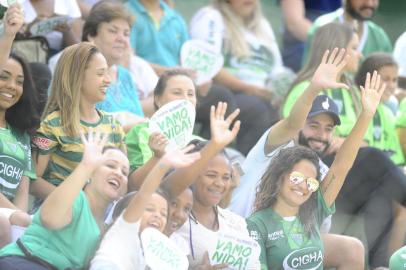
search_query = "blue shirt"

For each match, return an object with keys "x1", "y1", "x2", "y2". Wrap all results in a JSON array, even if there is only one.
[
  {"x1": 126, "y1": 0, "x2": 189, "y2": 67},
  {"x1": 96, "y1": 65, "x2": 144, "y2": 117}
]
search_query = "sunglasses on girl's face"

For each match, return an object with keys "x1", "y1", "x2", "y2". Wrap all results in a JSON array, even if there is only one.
[{"x1": 289, "y1": 171, "x2": 319, "y2": 192}]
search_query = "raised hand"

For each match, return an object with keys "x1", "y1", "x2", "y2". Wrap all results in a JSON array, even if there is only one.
[
  {"x1": 3, "y1": 3, "x2": 24, "y2": 37},
  {"x1": 159, "y1": 144, "x2": 201, "y2": 169},
  {"x1": 148, "y1": 132, "x2": 168, "y2": 158},
  {"x1": 80, "y1": 129, "x2": 108, "y2": 170},
  {"x1": 311, "y1": 48, "x2": 350, "y2": 91},
  {"x1": 210, "y1": 102, "x2": 241, "y2": 148},
  {"x1": 360, "y1": 71, "x2": 386, "y2": 115}
]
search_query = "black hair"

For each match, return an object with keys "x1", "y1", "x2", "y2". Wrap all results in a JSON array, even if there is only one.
[
  {"x1": 5, "y1": 53, "x2": 40, "y2": 135},
  {"x1": 29, "y1": 62, "x2": 51, "y2": 116},
  {"x1": 112, "y1": 188, "x2": 171, "y2": 221},
  {"x1": 355, "y1": 52, "x2": 398, "y2": 88}
]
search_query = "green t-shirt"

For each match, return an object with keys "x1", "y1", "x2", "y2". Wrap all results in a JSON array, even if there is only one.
[
  {"x1": 303, "y1": 8, "x2": 392, "y2": 65},
  {"x1": 390, "y1": 245, "x2": 406, "y2": 270},
  {"x1": 246, "y1": 190, "x2": 334, "y2": 270},
  {"x1": 32, "y1": 110, "x2": 126, "y2": 186},
  {"x1": 0, "y1": 191, "x2": 100, "y2": 270},
  {"x1": 396, "y1": 99, "x2": 406, "y2": 128},
  {"x1": 365, "y1": 104, "x2": 405, "y2": 165},
  {"x1": 0, "y1": 125, "x2": 36, "y2": 201},
  {"x1": 125, "y1": 122, "x2": 153, "y2": 172},
  {"x1": 283, "y1": 80, "x2": 361, "y2": 137}
]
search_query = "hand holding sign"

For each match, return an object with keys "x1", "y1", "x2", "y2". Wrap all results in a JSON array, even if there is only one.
[
  {"x1": 141, "y1": 228, "x2": 189, "y2": 270},
  {"x1": 149, "y1": 100, "x2": 196, "y2": 151},
  {"x1": 210, "y1": 102, "x2": 240, "y2": 148},
  {"x1": 149, "y1": 132, "x2": 168, "y2": 158},
  {"x1": 208, "y1": 232, "x2": 260, "y2": 270},
  {"x1": 181, "y1": 40, "x2": 224, "y2": 86}
]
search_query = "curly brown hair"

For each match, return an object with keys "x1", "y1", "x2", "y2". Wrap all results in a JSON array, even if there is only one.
[{"x1": 253, "y1": 145, "x2": 321, "y2": 235}]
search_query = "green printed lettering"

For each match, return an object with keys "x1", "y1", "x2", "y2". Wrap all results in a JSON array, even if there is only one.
[
  {"x1": 223, "y1": 241, "x2": 233, "y2": 254},
  {"x1": 212, "y1": 251, "x2": 225, "y2": 263},
  {"x1": 156, "y1": 119, "x2": 166, "y2": 131},
  {"x1": 233, "y1": 257, "x2": 244, "y2": 270}
]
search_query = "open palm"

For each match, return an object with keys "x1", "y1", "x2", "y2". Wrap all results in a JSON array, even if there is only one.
[
  {"x1": 210, "y1": 102, "x2": 241, "y2": 148},
  {"x1": 311, "y1": 48, "x2": 349, "y2": 90},
  {"x1": 360, "y1": 71, "x2": 386, "y2": 115},
  {"x1": 160, "y1": 144, "x2": 201, "y2": 169},
  {"x1": 80, "y1": 129, "x2": 108, "y2": 169}
]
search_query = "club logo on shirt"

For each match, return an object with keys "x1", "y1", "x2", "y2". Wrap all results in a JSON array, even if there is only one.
[
  {"x1": 249, "y1": 230, "x2": 260, "y2": 241},
  {"x1": 32, "y1": 136, "x2": 52, "y2": 150},
  {"x1": 282, "y1": 247, "x2": 323, "y2": 270},
  {"x1": 268, "y1": 230, "x2": 284, "y2": 241},
  {"x1": 0, "y1": 155, "x2": 23, "y2": 184}
]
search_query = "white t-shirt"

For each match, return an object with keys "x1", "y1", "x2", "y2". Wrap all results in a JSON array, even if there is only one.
[
  {"x1": 170, "y1": 232, "x2": 190, "y2": 256},
  {"x1": 229, "y1": 128, "x2": 329, "y2": 218},
  {"x1": 129, "y1": 55, "x2": 158, "y2": 99},
  {"x1": 176, "y1": 207, "x2": 256, "y2": 269},
  {"x1": 23, "y1": 0, "x2": 81, "y2": 50},
  {"x1": 394, "y1": 31, "x2": 406, "y2": 78},
  {"x1": 90, "y1": 215, "x2": 146, "y2": 270},
  {"x1": 189, "y1": 6, "x2": 283, "y2": 88}
]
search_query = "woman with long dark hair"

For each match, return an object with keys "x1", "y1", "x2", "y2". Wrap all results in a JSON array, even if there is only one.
[
  {"x1": 0, "y1": 3, "x2": 40, "y2": 248},
  {"x1": 247, "y1": 71, "x2": 385, "y2": 269}
]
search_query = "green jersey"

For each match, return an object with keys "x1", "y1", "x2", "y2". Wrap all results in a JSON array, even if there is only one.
[
  {"x1": 125, "y1": 122, "x2": 153, "y2": 172},
  {"x1": 246, "y1": 190, "x2": 334, "y2": 270},
  {"x1": 390, "y1": 245, "x2": 406, "y2": 270},
  {"x1": 396, "y1": 99, "x2": 406, "y2": 128},
  {"x1": 0, "y1": 125, "x2": 36, "y2": 201},
  {"x1": 32, "y1": 110, "x2": 126, "y2": 186},
  {"x1": 365, "y1": 104, "x2": 405, "y2": 165},
  {"x1": 0, "y1": 191, "x2": 100, "y2": 270}
]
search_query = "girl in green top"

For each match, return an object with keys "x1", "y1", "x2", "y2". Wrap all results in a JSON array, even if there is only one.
[
  {"x1": 125, "y1": 68, "x2": 197, "y2": 191},
  {"x1": 247, "y1": 71, "x2": 386, "y2": 270},
  {"x1": 0, "y1": 130, "x2": 129, "y2": 270},
  {"x1": 354, "y1": 52, "x2": 405, "y2": 165},
  {"x1": 0, "y1": 4, "x2": 40, "y2": 248}
]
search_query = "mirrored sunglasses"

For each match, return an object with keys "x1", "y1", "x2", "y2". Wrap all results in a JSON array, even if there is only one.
[{"x1": 289, "y1": 171, "x2": 319, "y2": 192}]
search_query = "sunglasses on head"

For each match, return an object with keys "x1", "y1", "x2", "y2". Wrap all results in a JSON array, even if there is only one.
[{"x1": 289, "y1": 171, "x2": 319, "y2": 192}]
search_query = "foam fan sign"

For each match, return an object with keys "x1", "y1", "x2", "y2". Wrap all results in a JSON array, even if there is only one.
[
  {"x1": 149, "y1": 100, "x2": 195, "y2": 151},
  {"x1": 30, "y1": 16, "x2": 73, "y2": 36},
  {"x1": 181, "y1": 39, "x2": 223, "y2": 85},
  {"x1": 141, "y1": 228, "x2": 189, "y2": 270},
  {"x1": 208, "y1": 232, "x2": 261, "y2": 270}
]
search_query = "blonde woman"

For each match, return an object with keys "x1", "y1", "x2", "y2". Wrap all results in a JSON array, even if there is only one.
[
  {"x1": 31, "y1": 42, "x2": 126, "y2": 202},
  {"x1": 190, "y1": 0, "x2": 285, "y2": 155}
]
